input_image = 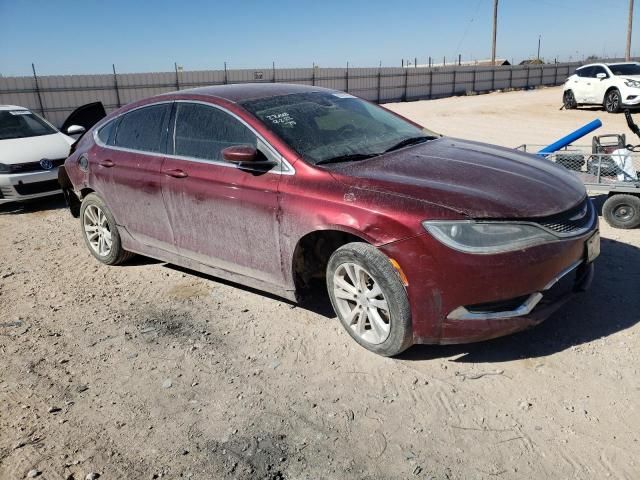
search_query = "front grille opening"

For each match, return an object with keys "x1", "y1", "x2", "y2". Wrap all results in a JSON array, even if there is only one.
[
  {"x1": 465, "y1": 294, "x2": 531, "y2": 314},
  {"x1": 8, "y1": 158, "x2": 65, "y2": 174},
  {"x1": 14, "y1": 179, "x2": 60, "y2": 196},
  {"x1": 537, "y1": 198, "x2": 593, "y2": 235}
]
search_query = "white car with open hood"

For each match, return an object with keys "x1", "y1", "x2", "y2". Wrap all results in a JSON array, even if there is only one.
[
  {"x1": 0, "y1": 103, "x2": 106, "y2": 204},
  {"x1": 563, "y1": 62, "x2": 640, "y2": 113}
]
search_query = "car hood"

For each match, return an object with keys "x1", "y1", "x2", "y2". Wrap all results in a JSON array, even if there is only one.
[
  {"x1": 622, "y1": 75, "x2": 640, "y2": 81},
  {"x1": 326, "y1": 137, "x2": 586, "y2": 218},
  {"x1": 0, "y1": 133, "x2": 74, "y2": 165}
]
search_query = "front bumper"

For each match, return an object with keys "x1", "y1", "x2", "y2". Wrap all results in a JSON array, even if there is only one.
[
  {"x1": 379, "y1": 227, "x2": 597, "y2": 344},
  {"x1": 0, "y1": 169, "x2": 62, "y2": 204}
]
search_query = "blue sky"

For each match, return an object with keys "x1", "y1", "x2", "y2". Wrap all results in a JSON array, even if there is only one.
[{"x1": 0, "y1": 0, "x2": 637, "y2": 76}]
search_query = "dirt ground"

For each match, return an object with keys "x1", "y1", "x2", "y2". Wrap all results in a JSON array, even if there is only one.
[{"x1": 1, "y1": 86, "x2": 639, "y2": 480}]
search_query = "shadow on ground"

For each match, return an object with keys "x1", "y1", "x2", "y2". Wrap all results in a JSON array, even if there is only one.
[
  {"x1": 163, "y1": 265, "x2": 336, "y2": 318},
  {"x1": 0, "y1": 194, "x2": 66, "y2": 215},
  {"x1": 400, "y1": 236, "x2": 640, "y2": 362}
]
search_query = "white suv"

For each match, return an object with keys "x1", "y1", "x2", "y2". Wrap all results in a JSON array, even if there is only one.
[{"x1": 563, "y1": 62, "x2": 640, "y2": 113}]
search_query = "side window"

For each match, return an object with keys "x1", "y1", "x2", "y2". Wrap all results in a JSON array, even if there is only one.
[
  {"x1": 576, "y1": 67, "x2": 593, "y2": 78},
  {"x1": 114, "y1": 104, "x2": 171, "y2": 153},
  {"x1": 592, "y1": 66, "x2": 608, "y2": 78},
  {"x1": 97, "y1": 120, "x2": 116, "y2": 145},
  {"x1": 173, "y1": 103, "x2": 257, "y2": 161}
]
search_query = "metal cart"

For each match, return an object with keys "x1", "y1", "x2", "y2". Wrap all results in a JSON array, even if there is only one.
[{"x1": 515, "y1": 142, "x2": 640, "y2": 228}]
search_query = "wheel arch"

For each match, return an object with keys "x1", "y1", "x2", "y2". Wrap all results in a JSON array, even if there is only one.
[
  {"x1": 291, "y1": 228, "x2": 372, "y2": 301},
  {"x1": 603, "y1": 85, "x2": 620, "y2": 104}
]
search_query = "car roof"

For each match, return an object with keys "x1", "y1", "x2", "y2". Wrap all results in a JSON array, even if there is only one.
[
  {"x1": 168, "y1": 83, "x2": 338, "y2": 103},
  {"x1": 577, "y1": 62, "x2": 639, "y2": 69},
  {"x1": 0, "y1": 105, "x2": 29, "y2": 111}
]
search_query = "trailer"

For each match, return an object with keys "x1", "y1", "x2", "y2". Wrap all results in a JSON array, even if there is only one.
[{"x1": 517, "y1": 141, "x2": 640, "y2": 228}]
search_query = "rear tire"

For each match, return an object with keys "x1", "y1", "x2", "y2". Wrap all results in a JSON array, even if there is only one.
[
  {"x1": 80, "y1": 193, "x2": 134, "y2": 265},
  {"x1": 602, "y1": 194, "x2": 640, "y2": 229},
  {"x1": 326, "y1": 242, "x2": 412, "y2": 356},
  {"x1": 604, "y1": 88, "x2": 622, "y2": 113},
  {"x1": 563, "y1": 90, "x2": 577, "y2": 110}
]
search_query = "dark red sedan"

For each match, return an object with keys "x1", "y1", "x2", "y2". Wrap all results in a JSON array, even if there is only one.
[{"x1": 60, "y1": 84, "x2": 599, "y2": 356}]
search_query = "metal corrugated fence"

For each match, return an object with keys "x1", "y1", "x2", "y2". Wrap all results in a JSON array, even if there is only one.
[{"x1": 0, "y1": 62, "x2": 588, "y2": 127}]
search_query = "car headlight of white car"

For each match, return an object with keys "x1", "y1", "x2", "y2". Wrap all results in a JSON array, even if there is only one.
[
  {"x1": 624, "y1": 79, "x2": 640, "y2": 88},
  {"x1": 423, "y1": 220, "x2": 558, "y2": 254}
]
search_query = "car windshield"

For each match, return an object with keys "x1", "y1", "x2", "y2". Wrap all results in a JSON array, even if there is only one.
[
  {"x1": 241, "y1": 91, "x2": 437, "y2": 165},
  {"x1": 0, "y1": 110, "x2": 57, "y2": 140},
  {"x1": 608, "y1": 64, "x2": 640, "y2": 76}
]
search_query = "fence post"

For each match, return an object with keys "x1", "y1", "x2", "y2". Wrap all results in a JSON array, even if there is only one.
[
  {"x1": 403, "y1": 67, "x2": 408, "y2": 101},
  {"x1": 272, "y1": 61, "x2": 276, "y2": 83},
  {"x1": 174, "y1": 62, "x2": 180, "y2": 91},
  {"x1": 312, "y1": 62, "x2": 316, "y2": 86},
  {"x1": 346, "y1": 62, "x2": 349, "y2": 93},
  {"x1": 491, "y1": 67, "x2": 496, "y2": 90},
  {"x1": 472, "y1": 68, "x2": 477, "y2": 92},
  {"x1": 377, "y1": 64, "x2": 381, "y2": 103},
  {"x1": 31, "y1": 63, "x2": 45, "y2": 117},
  {"x1": 428, "y1": 69, "x2": 433, "y2": 99},
  {"x1": 554, "y1": 62, "x2": 559, "y2": 85},
  {"x1": 113, "y1": 64, "x2": 122, "y2": 108},
  {"x1": 452, "y1": 68, "x2": 457, "y2": 95},
  {"x1": 224, "y1": 62, "x2": 228, "y2": 84},
  {"x1": 509, "y1": 66, "x2": 513, "y2": 89},
  {"x1": 539, "y1": 66, "x2": 543, "y2": 86},
  {"x1": 526, "y1": 66, "x2": 530, "y2": 88}
]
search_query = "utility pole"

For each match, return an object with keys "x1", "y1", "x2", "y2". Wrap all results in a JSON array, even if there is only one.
[
  {"x1": 537, "y1": 35, "x2": 541, "y2": 61},
  {"x1": 626, "y1": 0, "x2": 635, "y2": 61},
  {"x1": 491, "y1": 0, "x2": 499, "y2": 65}
]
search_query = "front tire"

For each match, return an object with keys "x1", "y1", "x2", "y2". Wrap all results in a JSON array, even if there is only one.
[
  {"x1": 604, "y1": 88, "x2": 622, "y2": 113},
  {"x1": 326, "y1": 242, "x2": 412, "y2": 356},
  {"x1": 563, "y1": 90, "x2": 577, "y2": 110},
  {"x1": 80, "y1": 193, "x2": 134, "y2": 265},
  {"x1": 602, "y1": 194, "x2": 640, "y2": 229}
]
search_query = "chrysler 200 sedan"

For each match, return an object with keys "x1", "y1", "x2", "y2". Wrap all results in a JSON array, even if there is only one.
[{"x1": 59, "y1": 84, "x2": 599, "y2": 356}]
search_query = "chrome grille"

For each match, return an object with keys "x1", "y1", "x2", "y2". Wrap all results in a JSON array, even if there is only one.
[
  {"x1": 8, "y1": 158, "x2": 66, "y2": 173},
  {"x1": 537, "y1": 199, "x2": 594, "y2": 236}
]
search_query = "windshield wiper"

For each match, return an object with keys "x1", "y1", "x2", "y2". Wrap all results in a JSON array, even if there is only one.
[
  {"x1": 384, "y1": 136, "x2": 434, "y2": 153},
  {"x1": 315, "y1": 152, "x2": 381, "y2": 165}
]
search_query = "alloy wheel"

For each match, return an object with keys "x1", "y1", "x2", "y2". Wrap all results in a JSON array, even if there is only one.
[
  {"x1": 606, "y1": 91, "x2": 620, "y2": 112},
  {"x1": 83, "y1": 204, "x2": 112, "y2": 257},
  {"x1": 332, "y1": 262, "x2": 391, "y2": 345}
]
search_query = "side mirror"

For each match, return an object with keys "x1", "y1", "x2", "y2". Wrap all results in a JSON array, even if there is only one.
[
  {"x1": 596, "y1": 72, "x2": 607, "y2": 80},
  {"x1": 222, "y1": 145, "x2": 275, "y2": 167},
  {"x1": 66, "y1": 124, "x2": 86, "y2": 136}
]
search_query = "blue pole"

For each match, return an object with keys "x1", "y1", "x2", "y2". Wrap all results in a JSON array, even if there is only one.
[{"x1": 537, "y1": 119, "x2": 602, "y2": 155}]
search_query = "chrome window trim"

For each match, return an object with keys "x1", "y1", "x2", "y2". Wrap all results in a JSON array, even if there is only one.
[{"x1": 93, "y1": 99, "x2": 295, "y2": 176}]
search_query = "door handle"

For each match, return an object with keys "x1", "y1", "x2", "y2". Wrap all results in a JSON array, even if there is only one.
[
  {"x1": 98, "y1": 159, "x2": 115, "y2": 168},
  {"x1": 163, "y1": 168, "x2": 188, "y2": 178}
]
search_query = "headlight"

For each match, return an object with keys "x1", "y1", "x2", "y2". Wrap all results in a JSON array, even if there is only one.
[
  {"x1": 422, "y1": 220, "x2": 558, "y2": 254},
  {"x1": 0, "y1": 163, "x2": 11, "y2": 174},
  {"x1": 624, "y1": 79, "x2": 640, "y2": 88}
]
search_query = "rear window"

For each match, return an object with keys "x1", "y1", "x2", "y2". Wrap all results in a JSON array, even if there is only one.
[
  {"x1": 0, "y1": 110, "x2": 57, "y2": 140},
  {"x1": 114, "y1": 104, "x2": 171, "y2": 153}
]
